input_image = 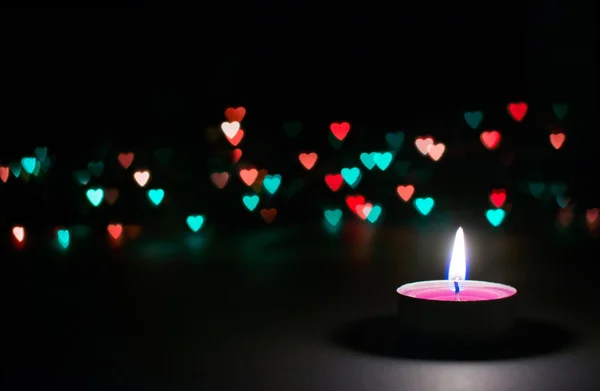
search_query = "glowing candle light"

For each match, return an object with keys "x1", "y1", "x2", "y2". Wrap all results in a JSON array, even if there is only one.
[{"x1": 396, "y1": 227, "x2": 517, "y2": 340}]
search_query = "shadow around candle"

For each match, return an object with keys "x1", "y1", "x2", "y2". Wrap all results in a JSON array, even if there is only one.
[{"x1": 331, "y1": 315, "x2": 578, "y2": 361}]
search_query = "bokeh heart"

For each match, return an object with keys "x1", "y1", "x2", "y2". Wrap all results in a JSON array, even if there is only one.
[
  {"x1": 330, "y1": 122, "x2": 350, "y2": 141},
  {"x1": 299, "y1": 153, "x2": 318, "y2": 170}
]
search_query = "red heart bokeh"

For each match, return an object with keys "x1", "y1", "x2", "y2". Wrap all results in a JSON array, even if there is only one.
[
  {"x1": 507, "y1": 102, "x2": 528, "y2": 122},
  {"x1": 330, "y1": 122, "x2": 350, "y2": 141},
  {"x1": 345, "y1": 195, "x2": 365, "y2": 214},
  {"x1": 490, "y1": 189, "x2": 507, "y2": 208},
  {"x1": 224, "y1": 107, "x2": 246, "y2": 122},
  {"x1": 325, "y1": 174, "x2": 344, "y2": 192}
]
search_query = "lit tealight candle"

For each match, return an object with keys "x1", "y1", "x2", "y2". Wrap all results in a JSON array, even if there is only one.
[{"x1": 397, "y1": 227, "x2": 517, "y2": 340}]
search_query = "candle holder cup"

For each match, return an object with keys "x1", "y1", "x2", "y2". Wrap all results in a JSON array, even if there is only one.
[{"x1": 397, "y1": 281, "x2": 517, "y2": 345}]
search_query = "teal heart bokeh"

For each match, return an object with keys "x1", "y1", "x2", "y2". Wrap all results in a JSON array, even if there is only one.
[
  {"x1": 10, "y1": 162, "x2": 21, "y2": 178},
  {"x1": 373, "y1": 152, "x2": 393, "y2": 170},
  {"x1": 86, "y1": 188, "x2": 104, "y2": 207},
  {"x1": 393, "y1": 161, "x2": 410, "y2": 176},
  {"x1": 57, "y1": 229, "x2": 70, "y2": 249},
  {"x1": 21, "y1": 157, "x2": 37, "y2": 174},
  {"x1": 263, "y1": 174, "x2": 282, "y2": 195},
  {"x1": 556, "y1": 196, "x2": 569, "y2": 209},
  {"x1": 552, "y1": 103, "x2": 568, "y2": 120},
  {"x1": 550, "y1": 182, "x2": 567, "y2": 196},
  {"x1": 148, "y1": 188, "x2": 165, "y2": 205},
  {"x1": 75, "y1": 170, "x2": 91, "y2": 185},
  {"x1": 88, "y1": 162, "x2": 104, "y2": 176},
  {"x1": 32, "y1": 160, "x2": 42, "y2": 176},
  {"x1": 385, "y1": 132, "x2": 405, "y2": 150},
  {"x1": 324, "y1": 209, "x2": 342, "y2": 227},
  {"x1": 367, "y1": 205, "x2": 382, "y2": 223},
  {"x1": 341, "y1": 167, "x2": 361, "y2": 188},
  {"x1": 283, "y1": 121, "x2": 302, "y2": 137},
  {"x1": 464, "y1": 111, "x2": 483, "y2": 129},
  {"x1": 360, "y1": 153, "x2": 376, "y2": 170},
  {"x1": 34, "y1": 147, "x2": 48, "y2": 161},
  {"x1": 243, "y1": 194, "x2": 259, "y2": 211},
  {"x1": 414, "y1": 197, "x2": 434, "y2": 216},
  {"x1": 529, "y1": 182, "x2": 545, "y2": 198},
  {"x1": 485, "y1": 208, "x2": 506, "y2": 227},
  {"x1": 40, "y1": 156, "x2": 52, "y2": 173},
  {"x1": 186, "y1": 215, "x2": 205, "y2": 232}
]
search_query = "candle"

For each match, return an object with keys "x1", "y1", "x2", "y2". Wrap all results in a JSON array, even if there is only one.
[{"x1": 396, "y1": 227, "x2": 517, "y2": 340}]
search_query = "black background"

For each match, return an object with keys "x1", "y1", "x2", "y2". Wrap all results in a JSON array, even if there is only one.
[{"x1": 2, "y1": 2, "x2": 599, "y2": 390}]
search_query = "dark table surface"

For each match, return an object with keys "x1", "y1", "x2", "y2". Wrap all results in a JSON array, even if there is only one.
[{"x1": 4, "y1": 222, "x2": 600, "y2": 391}]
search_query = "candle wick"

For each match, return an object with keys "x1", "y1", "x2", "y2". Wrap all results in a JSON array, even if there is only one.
[{"x1": 454, "y1": 278, "x2": 461, "y2": 301}]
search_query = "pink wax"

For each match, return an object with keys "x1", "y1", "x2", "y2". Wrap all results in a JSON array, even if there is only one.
[{"x1": 397, "y1": 280, "x2": 517, "y2": 302}]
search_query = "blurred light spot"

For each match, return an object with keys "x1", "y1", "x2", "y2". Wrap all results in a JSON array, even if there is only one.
[
  {"x1": 147, "y1": 189, "x2": 164, "y2": 206},
  {"x1": 325, "y1": 173, "x2": 344, "y2": 192},
  {"x1": 414, "y1": 197, "x2": 435, "y2": 216},
  {"x1": 211, "y1": 172, "x2": 229, "y2": 189},
  {"x1": 57, "y1": 229, "x2": 70, "y2": 249},
  {"x1": 118, "y1": 152, "x2": 135, "y2": 169},
  {"x1": 374, "y1": 152, "x2": 393, "y2": 170},
  {"x1": 88, "y1": 161, "x2": 104, "y2": 176},
  {"x1": 415, "y1": 136, "x2": 434, "y2": 155},
  {"x1": 324, "y1": 208, "x2": 342, "y2": 227},
  {"x1": 232, "y1": 148, "x2": 242, "y2": 163},
  {"x1": 360, "y1": 152, "x2": 376, "y2": 170},
  {"x1": 346, "y1": 195, "x2": 365, "y2": 215},
  {"x1": 557, "y1": 207, "x2": 574, "y2": 228},
  {"x1": 464, "y1": 111, "x2": 483, "y2": 129},
  {"x1": 243, "y1": 194, "x2": 259, "y2": 211},
  {"x1": 221, "y1": 121, "x2": 240, "y2": 139},
  {"x1": 75, "y1": 170, "x2": 91, "y2": 185},
  {"x1": 330, "y1": 121, "x2": 350, "y2": 141},
  {"x1": 507, "y1": 101, "x2": 528, "y2": 122},
  {"x1": 260, "y1": 208, "x2": 277, "y2": 224},
  {"x1": 186, "y1": 215, "x2": 204, "y2": 232},
  {"x1": 0, "y1": 166, "x2": 9, "y2": 182},
  {"x1": 586, "y1": 208, "x2": 599, "y2": 230},
  {"x1": 490, "y1": 189, "x2": 507, "y2": 208},
  {"x1": 385, "y1": 131, "x2": 405, "y2": 149},
  {"x1": 134, "y1": 170, "x2": 150, "y2": 187},
  {"x1": 428, "y1": 143, "x2": 445, "y2": 161},
  {"x1": 105, "y1": 188, "x2": 119, "y2": 205},
  {"x1": 485, "y1": 208, "x2": 506, "y2": 227},
  {"x1": 21, "y1": 157, "x2": 36, "y2": 174},
  {"x1": 556, "y1": 195, "x2": 570, "y2": 209},
  {"x1": 397, "y1": 185, "x2": 415, "y2": 202},
  {"x1": 298, "y1": 152, "x2": 318, "y2": 170},
  {"x1": 480, "y1": 130, "x2": 501, "y2": 150},
  {"x1": 224, "y1": 106, "x2": 246, "y2": 122},
  {"x1": 263, "y1": 174, "x2": 282, "y2": 195},
  {"x1": 239, "y1": 168, "x2": 258, "y2": 186},
  {"x1": 12, "y1": 226, "x2": 25, "y2": 243},
  {"x1": 529, "y1": 182, "x2": 545, "y2": 198},
  {"x1": 226, "y1": 128, "x2": 244, "y2": 146},
  {"x1": 552, "y1": 102, "x2": 568, "y2": 120},
  {"x1": 107, "y1": 224, "x2": 123, "y2": 240},
  {"x1": 550, "y1": 133, "x2": 566, "y2": 150},
  {"x1": 86, "y1": 188, "x2": 104, "y2": 206},
  {"x1": 341, "y1": 167, "x2": 361, "y2": 188}
]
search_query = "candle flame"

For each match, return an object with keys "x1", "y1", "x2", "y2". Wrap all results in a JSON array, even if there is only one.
[{"x1": 448, "y1": 227, "x2": 466, "y2": 281}]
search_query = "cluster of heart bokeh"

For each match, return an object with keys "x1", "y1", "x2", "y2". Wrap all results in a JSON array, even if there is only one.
[{"x1": 2, "y1": 102, "x2": 599, "y2": 250}]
